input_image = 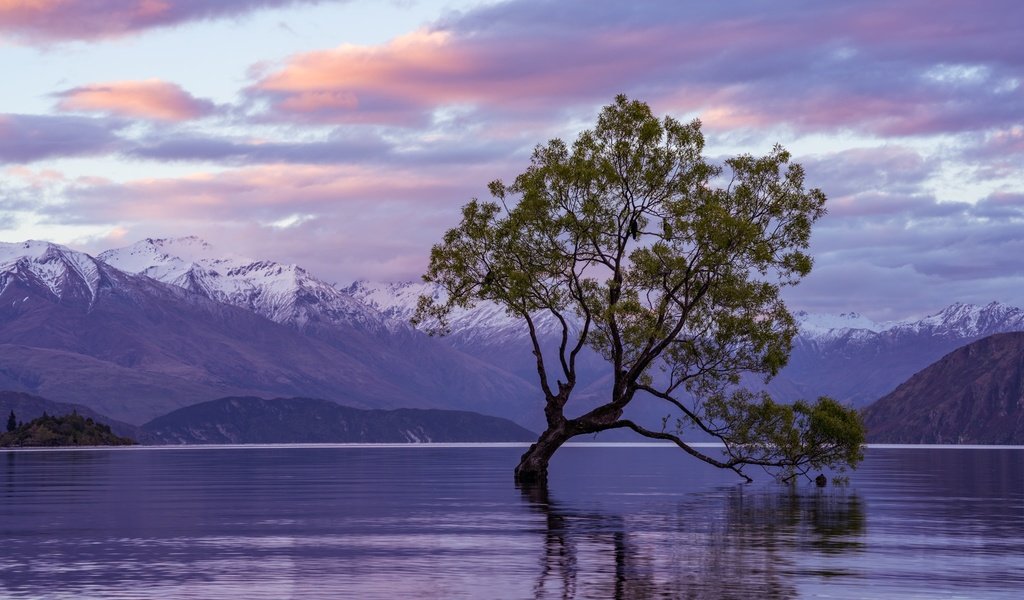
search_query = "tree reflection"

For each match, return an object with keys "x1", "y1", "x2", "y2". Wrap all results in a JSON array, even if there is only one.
[{"x1": 519, "y1": 482, "x2": 864, "y2": 599}]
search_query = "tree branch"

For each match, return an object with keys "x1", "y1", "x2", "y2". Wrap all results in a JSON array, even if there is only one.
[
  {"x1": 599, "y1": 419, "x2": 752, "y2": 483},
  {"x1": 524, "y1": 313, "x2": 555, "y2": 401}
]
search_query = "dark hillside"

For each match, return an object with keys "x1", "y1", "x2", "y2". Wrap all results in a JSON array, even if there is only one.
[
  {"x1": 862, "y1": 332, "x2": 1024, "y2": 443},
  {"x1": 142, "y1": 396, "x2": 535, "y2": 444}
]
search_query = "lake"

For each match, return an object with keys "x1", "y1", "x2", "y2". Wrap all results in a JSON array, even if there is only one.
[{"x1": 1, "y1": 444, "x2": 1022, "y2": 599}]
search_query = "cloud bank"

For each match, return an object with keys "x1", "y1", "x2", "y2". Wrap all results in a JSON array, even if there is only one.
[{"x1": 4, "y1": 0, "x2": 1024, "y2": 318}]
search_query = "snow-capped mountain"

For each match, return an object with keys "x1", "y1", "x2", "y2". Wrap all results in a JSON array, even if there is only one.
[
  {"x1": 1, "y1": 240, "x2": 430, "y2": 423},
  {"x1": 1, "y1": 238, "x2": 543, "y2": 429},
  {"x1": 885, "y1": 301, "x2": 1024, "y2": 339},
  {"x1": 100, "y1": 237, "x2": 393, "y2": 334},
  {"x1": 359, "y1": 282, "x2": 1024, "y2": 348},
  {"x1": 347, "y1": 280, "x2": 564, "y2": 342},
  {"x1": 1, "y1": 240, "x2": 107, "y2": 307},
  {"x1": 796, "y1": 302, "x2": 1024, "y2": 342}
]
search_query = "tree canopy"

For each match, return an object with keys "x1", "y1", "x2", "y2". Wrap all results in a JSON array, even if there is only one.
[{"x1": 416, "y1": 95, "x2": 864, "y2": 484}]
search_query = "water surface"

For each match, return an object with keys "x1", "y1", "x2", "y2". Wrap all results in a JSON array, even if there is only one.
[{"x1": 1, "y1": 445, "x2": 1022, "y2": 598}]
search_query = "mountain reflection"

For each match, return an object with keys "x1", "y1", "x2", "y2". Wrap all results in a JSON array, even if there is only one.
[{"x1": 519, "y1": 482, "x2": 865, "y2": 599}]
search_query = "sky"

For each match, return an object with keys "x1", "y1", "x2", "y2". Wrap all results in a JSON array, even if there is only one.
[{"x1": 1, "y1": 0, "x2": 1022, "y2": 321}]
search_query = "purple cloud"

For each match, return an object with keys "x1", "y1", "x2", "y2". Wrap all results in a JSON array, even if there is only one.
[
  {"x1": 127, "y1": 128, "x2": 525, "y2": 167},
  {"x1": 801, "y1": 147, "x2": 939, "y2": 204},
  {"x1": 793, "y1": 184, "x2": 1024, "y2": 318},
  {"x1": 0, "y1": 0, "x2": 337, "y2": 44},
  {"x1": 0, "y1": 114, "x2": 123, "y2": 163},
  {"x1": 958, "y1": 127, "x2": 1024, "y2": 179}
]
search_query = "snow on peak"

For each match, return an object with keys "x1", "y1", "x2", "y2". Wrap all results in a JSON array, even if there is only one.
[
  {"x1": 0, "y1": 240, "x2": 103, "y2": 303},
  {"x1": 795, "y1": 310, "x2": 882, "y2": 336},
  {"x1": 347, "y1": 280, "x2": 565, "y2": 340},
  {"x1": 796, "y1": 301, "x2": 1024, "y2": 341},
  {"x1": 346, "y1": 280, "x2": 438, "y2": 320},
  {"x1": 887, "y1": 301, "x2": 1024, "y2": 337},
  {"x1": 98, "y1": 236, "x2": 244, "y2": 281},
  {"x1": 100, "y1": 237, "x2": 389, "y2": 331},
  {"x1": 0, "y1": 240, "x2": 61, "y2": 263}
]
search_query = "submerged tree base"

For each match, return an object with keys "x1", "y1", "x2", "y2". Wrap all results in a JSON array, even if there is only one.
[
  {"x1": 513, "y1": 394, "x2": 866, "y2": 486},
  {"x1": 514, "y1": 427, "x2": 571, "y2": 485}
]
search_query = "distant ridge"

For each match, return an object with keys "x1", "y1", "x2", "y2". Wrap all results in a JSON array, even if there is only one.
[
  {"x1": 862, "y1": 332, "x2": 1024, "y2": 444},
  {"x1": 141, "y1": 396, "x2": 536, "y2": 444}
]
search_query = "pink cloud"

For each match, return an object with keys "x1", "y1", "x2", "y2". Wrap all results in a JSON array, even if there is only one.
[
  {"x1": 55, "y1": 80, "x2": 215, "y2": 121},
  {"x1": 0, "y1": 0, "x2": 329, "y2": 43},
  {"x1": 250, "y1": 28, "x2": 666, "y2": 125},
  {"x1": 248, "y1": 1, "x2": 1024, "y2": 138},
  {"x1": 254, "y1": 30, "x2": 499, "y2": 125}
]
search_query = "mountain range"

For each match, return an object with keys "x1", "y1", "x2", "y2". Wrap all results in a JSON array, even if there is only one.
[
  {"x1": 4, "y1": 236, "x2": 1024, "y2": 437},
  {"x1": 0, "y1": 239, "x2": 537, "y2": 427}
]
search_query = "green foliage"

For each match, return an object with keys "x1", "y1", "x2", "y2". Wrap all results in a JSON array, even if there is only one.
[
  {"x1": 700, "y1": 392, "x2": 865, "y2": 481},
  {"x1": 417, "y1": 95, "x2": 863, "y2": 480},
  {"x1": 0, "y1": 412, "x2": 136, "y2": 447}
]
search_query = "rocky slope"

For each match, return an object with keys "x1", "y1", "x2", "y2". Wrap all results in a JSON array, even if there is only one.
[
  {"x1": 862, "y1": 332, "x2": 1024, "y2": 443},
  {"x1": 142, "y1": 396, "x2": 536, "y2": 444},
  {"x1": 100, "y1": 238, "x2": 543, "y2": 427}
]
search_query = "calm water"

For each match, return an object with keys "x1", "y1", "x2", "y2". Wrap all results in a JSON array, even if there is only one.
[{"x1": 1, "y1": 445, "x2": 1022, "y2": 599}]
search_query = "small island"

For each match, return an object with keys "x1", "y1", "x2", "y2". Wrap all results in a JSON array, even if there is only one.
[{"x1": 1, "y1": 411, "x2": 136, "y2": 448}]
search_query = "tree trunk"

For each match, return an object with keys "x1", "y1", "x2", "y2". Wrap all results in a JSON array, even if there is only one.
[{"x1": 514, "y1": 425, "x2": 572, "y2": 485}]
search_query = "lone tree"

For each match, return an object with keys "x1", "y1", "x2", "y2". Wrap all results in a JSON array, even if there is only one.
[
  {"x1": 6, "y1": 410, "x2": 15, "y2": 433},
  {"x1": 416, "y1": 95, "x2": 864, "y2": 485}
]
